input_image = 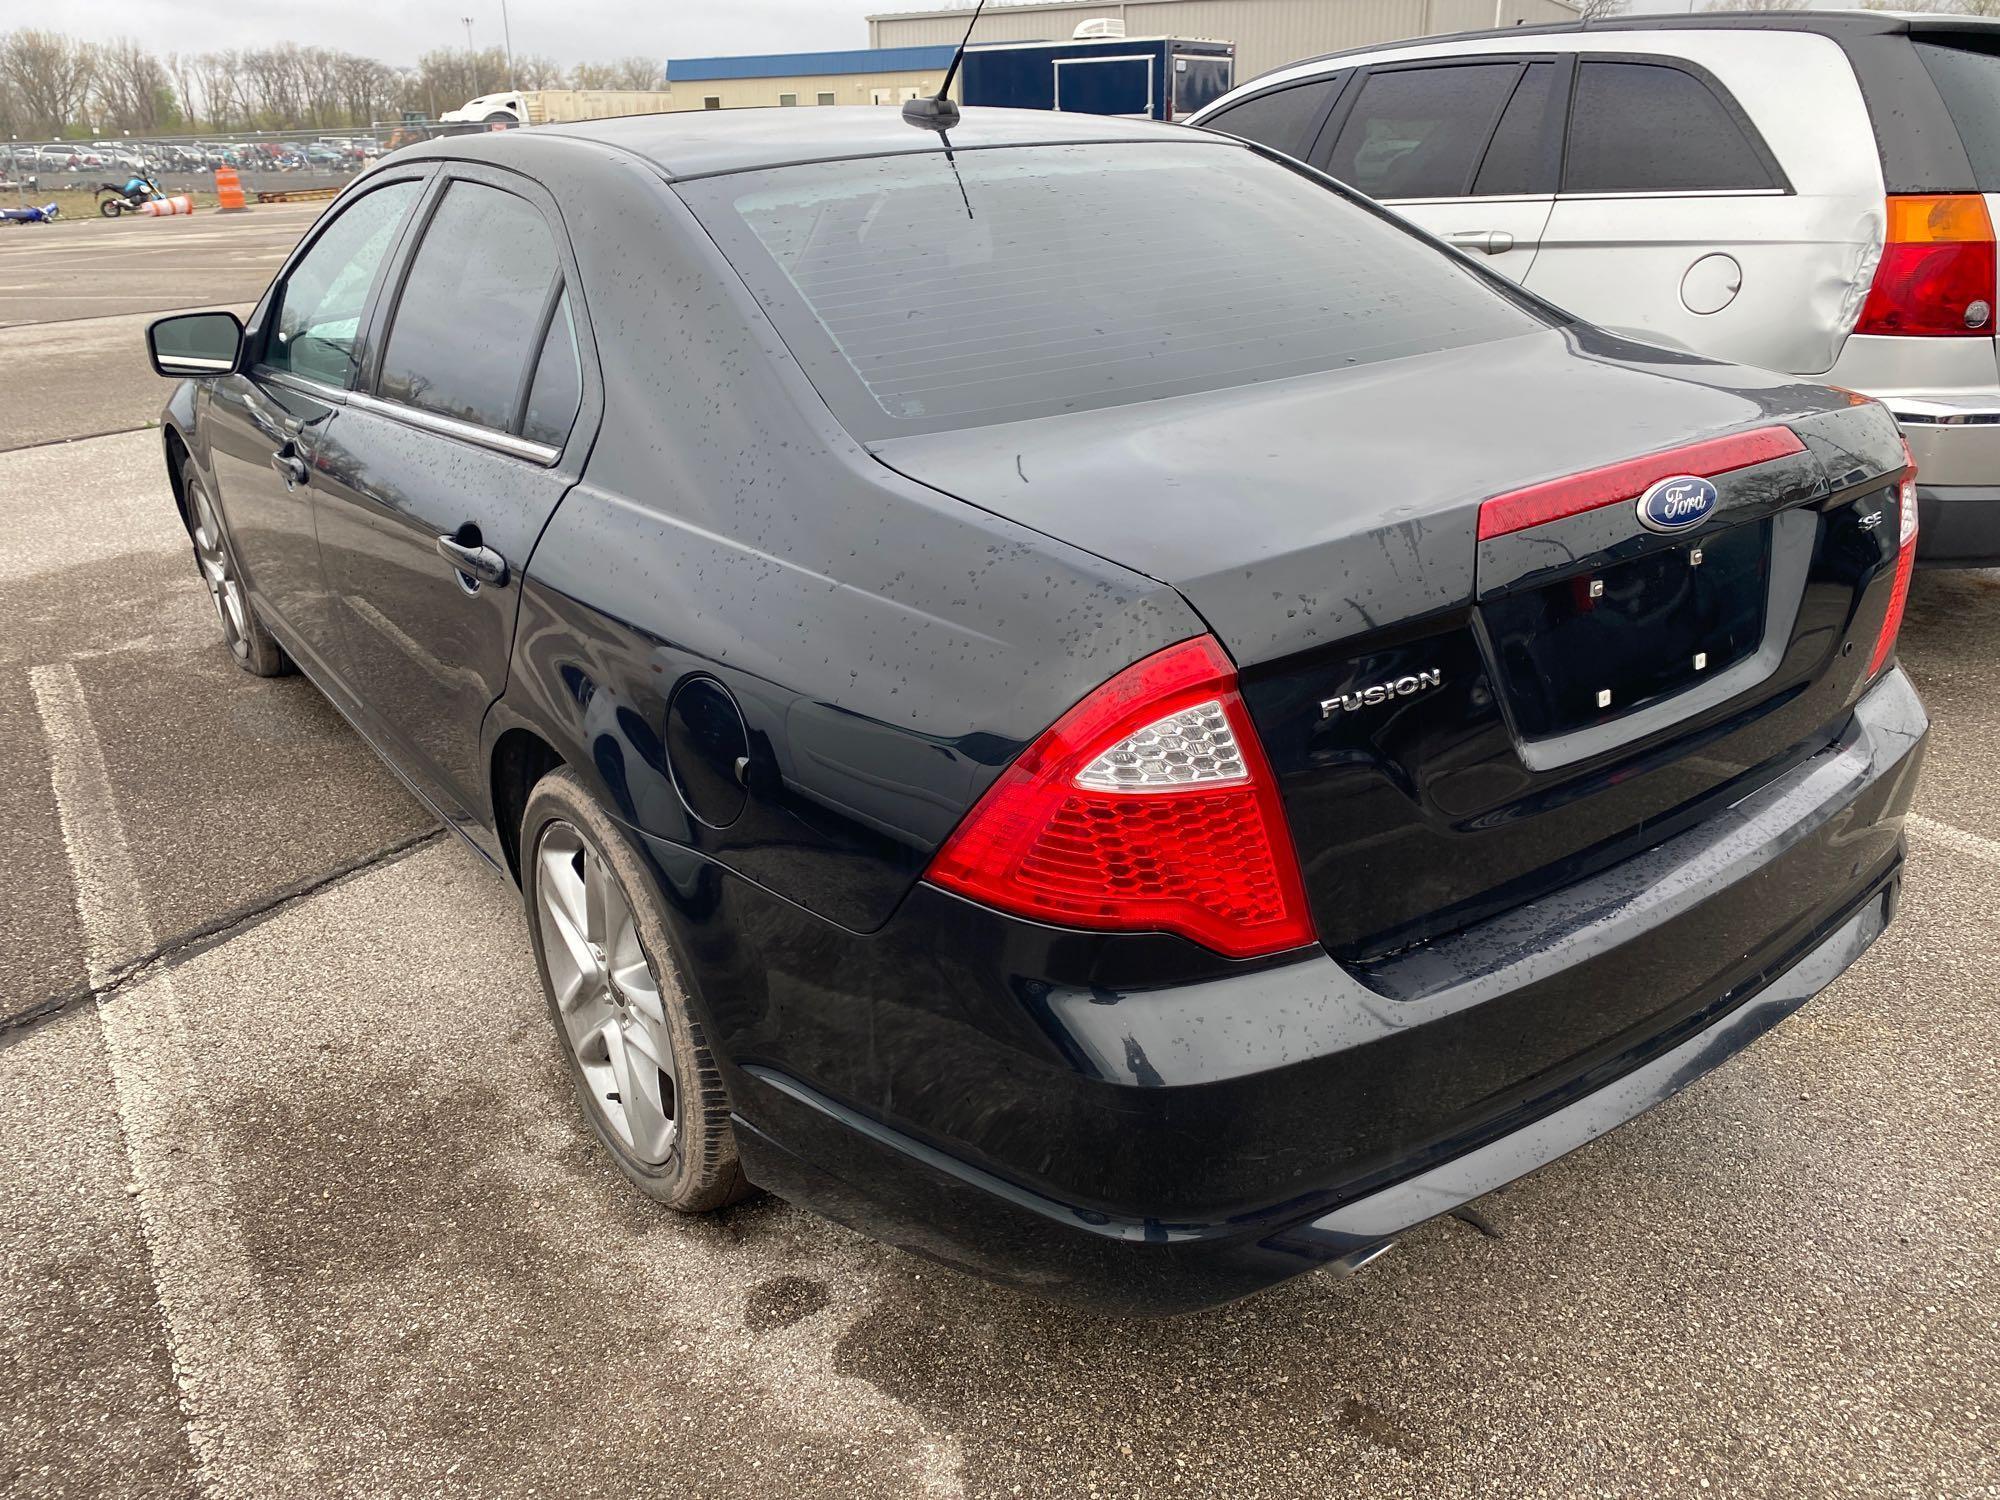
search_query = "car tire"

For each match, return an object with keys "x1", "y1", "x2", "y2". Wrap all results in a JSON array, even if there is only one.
[
  {"x1": 521, "y1": 767, "x2": 750, "y2": 1212},
  {"x1": 181, "y1": 457, "x2": 291, "y2": 677}
]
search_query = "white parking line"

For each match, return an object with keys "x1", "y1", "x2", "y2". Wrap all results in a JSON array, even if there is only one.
[
  {"x1": 31, "y1": 662, "x2": 307, "y2": 1495},
  {"x1": 1909, "y1": 811, "x2": 2000, "y2": 867}
]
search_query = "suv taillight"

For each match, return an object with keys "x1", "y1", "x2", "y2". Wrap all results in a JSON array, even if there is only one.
[
  {"x1": 1867, "y1": 444, "x2": 1920, "y2": 681},
  {"x1": 1856, "y1": 195, "x2": 1996, "y2": 338},
  {"x1": 926, "y1": 635, "x2": 1315, "y2": 959}
]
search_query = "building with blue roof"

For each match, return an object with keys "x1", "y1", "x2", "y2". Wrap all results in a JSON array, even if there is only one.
[{"x1": 664, "y1": 44, "x2": 960, "y2": 111}]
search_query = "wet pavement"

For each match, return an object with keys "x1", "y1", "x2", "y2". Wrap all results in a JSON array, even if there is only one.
[{"x1": 1, "y1": 189, "x2": 1996, "y2": 1500}]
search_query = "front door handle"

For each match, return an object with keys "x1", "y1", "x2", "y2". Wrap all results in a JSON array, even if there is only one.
[
  {"x1": 1446, "y1": 229, "x2": 1517, "y2": 256},
  {"x1": 436, "y1": 533, "x2": 509, "y2": 589},
  {"x1": 269, "y1": 443, "x2": 308, "y2": 489}
]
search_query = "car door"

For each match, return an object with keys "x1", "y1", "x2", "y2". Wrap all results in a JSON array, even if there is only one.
[
  {"x1": 1521, "y1": 56, "x2": 1819, "y2": 368},
  {"x1": 200, "y1": 170, "x2": 430, "y2": 673},
  {"x1": 310, "y1": 164, "x2": 599, "y2": 833},
  {"x1": 1309, "y1": 56, "x2": 1564, "y2": 281}
]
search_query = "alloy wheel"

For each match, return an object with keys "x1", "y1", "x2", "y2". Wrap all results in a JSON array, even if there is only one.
[
  {"x1": 189, "y1": 482, "x2": 248, "y2": 660},
  {"x1": 534, "y1": 820, "x2": 680, "y2": 1165}
]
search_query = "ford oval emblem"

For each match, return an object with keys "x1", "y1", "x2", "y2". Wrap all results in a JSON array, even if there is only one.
[{"x1": 1636, "y1": 475, "x2": 1718, "y2": 534}]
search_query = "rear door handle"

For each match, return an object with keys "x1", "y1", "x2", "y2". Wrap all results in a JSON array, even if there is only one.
[
  {"x1": 436, "y1": 534, "x2": 509, "y2": 588},
  {"x1": 269, "y1": 443, "x2": 308, "y2": 489},
  {"x1": 1447, "y1": 230, "x2": 1517, "y2": 256}
]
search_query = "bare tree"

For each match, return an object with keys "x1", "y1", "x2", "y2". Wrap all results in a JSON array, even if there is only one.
[
  {"x1": 2, "y1": 30, "x2": 98, "y2": 137},
  {"x1": 611, "y1": 55, "x2": 662, "y2": 90},
  {"x1": 1575, "y1": 0, "x2": 1629, "y2": 19},
  {"x1": 569, "y1": 56, "x2": 661, "y2": 90},
  {"x1": 1702, "y1": 0, "x2": 1807, "y2": 10},
  {"x1": 93, "y1": 38, "x2": 175, "y2": 132},
  {"x1": 192, "y1": 51, "x2": 241, "y2": 131},
  {"x1": 418, "y1": 46, "x2": 510, "y2": 111},
  {"x1": 166, "y1": 51, "x2": 200, "y2": 128},
  {"x1": 515, "y1": 53, "x2": 565, "y2": 88}
]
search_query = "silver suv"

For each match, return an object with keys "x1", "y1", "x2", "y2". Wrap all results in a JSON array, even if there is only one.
[{"x1": 1189, "y1": 12, "x2": 2000, "y2": 567}]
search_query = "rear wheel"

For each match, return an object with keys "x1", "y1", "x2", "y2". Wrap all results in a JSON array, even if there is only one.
[
  {"x1": 182, "y1": 458, "x2": 289, "y2": 677},
  {"x1": 521, "y1": 769, "x2": 748, "y2": 1211},
  {"x1": 99, "y1": 197, "x2": 121, "y2": 218}
]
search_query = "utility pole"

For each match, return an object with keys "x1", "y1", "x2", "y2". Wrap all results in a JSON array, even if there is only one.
[
  {"x1": 499, "y1": 0, "x2": 516, "y2": 89},
  {"x1": 461, "y1": 16, "x2": 478, "y2": 91}
]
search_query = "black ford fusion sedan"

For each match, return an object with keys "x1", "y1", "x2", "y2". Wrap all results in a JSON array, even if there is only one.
[{"x1": 146, "y1": 106, "x2": 1925, "y2": 1313}]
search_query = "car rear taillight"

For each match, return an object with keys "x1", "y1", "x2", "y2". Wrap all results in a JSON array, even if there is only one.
[
  {"x1": 1856, "y1": 195, "x2": 1996, "y2": 338},
  {"x1": 1866, "y1": 445, "x2": 1920, "y2": 681},
  {"x1": 926, "y1": 635, "x2": 1315, "y2": 959},
  {"x1": 1477, "y1": 426, "x2": 1805, "y2": 540}
]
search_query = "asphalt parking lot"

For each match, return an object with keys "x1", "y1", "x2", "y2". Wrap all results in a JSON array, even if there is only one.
[{"x1": 3, "y1": 205, "x2": 1998, "y2": 1500}]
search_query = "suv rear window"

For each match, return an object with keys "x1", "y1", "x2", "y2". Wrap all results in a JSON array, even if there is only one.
[
  {"x1": 1565, "y1": 60, "x2": 1776, "y2": 195},
  {"x1": 1915, "y1": 39, "x2": 2000, "y2": 191},
  {"x1": 680, "y1": 142, "x2": 1549, "y2": 437}
]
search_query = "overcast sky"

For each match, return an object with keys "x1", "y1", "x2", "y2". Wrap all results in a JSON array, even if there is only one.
[
  {"x1": 45, "y1": 0, "x2": 1734, "y2": 69},
  {"x1": 48, "y1": 0, "x2": 899, "y2": 67}
]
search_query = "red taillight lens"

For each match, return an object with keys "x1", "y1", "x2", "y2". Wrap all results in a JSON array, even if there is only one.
[
  {"x1": 1477, "y1": 426, "x2": 1805, "y2": 540},
  {"x1": 1856, "y1": 195, "x2": 1996, "y2": 338},
  {"x1": 926, "y1": 635, "x2": 1315, "y2": 959},
  {"x1": 1866, "y1": 448, "x2": 1920, "y2": 680}
]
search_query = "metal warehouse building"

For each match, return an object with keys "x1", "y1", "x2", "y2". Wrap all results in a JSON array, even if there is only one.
[
  {"x1": 666, "y1": 45, "x2": 959, "y2": 110},
  {"x1": 869, "y1": 0, "x2": 1580, "y2": 84}
]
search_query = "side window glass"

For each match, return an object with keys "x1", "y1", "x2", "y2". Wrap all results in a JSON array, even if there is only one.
[
  {"x1": 376, "y1": 180, "x2": 561, "y2": 433},
  {"x1": 1472, "y1": 61, "x2": 1558, "y2": 196},
  {"x1": 1564, "y1": 61, "x2": 1774, "y2": 194},
  {"x1": 1320, "y1": 64, "x2": 1522, "y2": 200},
  {"x1": 519, "y1": 292, "x2": 581, "y2": 449},
  {"x1": 1199, "y1": 77, "x2": 1340, "y2": 159},
  {"x1": 265, "y1": 180, "x2": 421, "y2": 388}
]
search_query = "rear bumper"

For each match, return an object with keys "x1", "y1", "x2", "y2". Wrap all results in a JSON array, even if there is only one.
[
  {"x1": 1882, "y1": 398, "x2": 2000, "y2": 566},
  {"x1": 700, "y1": 672, "x2": 1926, "y2": 1313}
]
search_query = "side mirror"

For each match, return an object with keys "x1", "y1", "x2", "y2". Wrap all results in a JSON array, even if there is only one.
[{"x1": 147, "y1": 310, "x2": 245, "y2": 378}]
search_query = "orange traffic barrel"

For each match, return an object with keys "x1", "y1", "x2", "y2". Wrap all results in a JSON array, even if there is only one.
[
  {"x1": 138, "y1": 195, "x2": 195, "y2": 216},
  {"x1": 214, "y1": 165, "x2": 248, "y2": 214}
]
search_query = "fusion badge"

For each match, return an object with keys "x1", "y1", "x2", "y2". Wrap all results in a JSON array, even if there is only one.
[
  {"x1": 1636, "y1": 474, "x2": 1719, "y2": 534},
  {"x1": 1321, "y1": 668, "x2": 1443, "y2": 717}
]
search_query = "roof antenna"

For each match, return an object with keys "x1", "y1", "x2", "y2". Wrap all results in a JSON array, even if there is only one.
[{"x1": 902, "y1": 0, "x2": 986, "y2": 130}]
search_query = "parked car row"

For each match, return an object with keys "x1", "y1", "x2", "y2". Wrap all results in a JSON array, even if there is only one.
[
  {"x1": 2, "y1": 136, "x2": 380, "y2": 179},
  {"x1": 1190, "y1": 10, "x2": 2000, "y2": 569}
]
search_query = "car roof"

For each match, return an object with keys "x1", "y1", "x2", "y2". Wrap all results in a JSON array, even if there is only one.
[
  {"x1": 1240, "y1": 8, "x2": 2000, "y2": 84},
  {"x1": 422, "y1": 104, "x2": 1199, "y2": 181}
]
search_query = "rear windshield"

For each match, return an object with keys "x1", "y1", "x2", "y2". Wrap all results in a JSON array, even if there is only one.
[
  {"x1": 679, "y1": 141, "x2": 1549, "y2": 438},
  {"x1": 1915, "y1": 39, "x2": 2000, "y2": 191}
]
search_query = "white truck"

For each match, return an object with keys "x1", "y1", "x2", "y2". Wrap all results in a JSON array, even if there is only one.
[{"x1": 440, "y1": 89, "x2": 674, "y2": 126}]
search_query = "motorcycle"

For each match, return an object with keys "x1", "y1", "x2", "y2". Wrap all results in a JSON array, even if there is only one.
[
  {"x1": 0, "y1": 202, "x2": 61, "y2": 225},
  {"x1": 96, "y1": 177, "x2": 164, "y2": 217}
]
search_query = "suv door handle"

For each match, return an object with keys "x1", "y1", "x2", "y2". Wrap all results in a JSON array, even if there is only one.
[
  {"x1": 269, "y1": 444, "x2": 308, "y2": 489},
  {"x1": 436, "y1": 533, "x2": 509, "y2": 589},
  {"x1": 1447, "y1": 230, "x2": 1516, "y2": 256}
]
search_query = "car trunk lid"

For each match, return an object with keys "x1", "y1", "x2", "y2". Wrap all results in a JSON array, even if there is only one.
[{"x1": 874, "y1": 328, "x2": 1912, "y2": 957}]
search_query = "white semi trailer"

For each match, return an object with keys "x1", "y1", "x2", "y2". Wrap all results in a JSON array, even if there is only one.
[{"x1": 440, "y1": 89, "x2": 674, "y2": 125}]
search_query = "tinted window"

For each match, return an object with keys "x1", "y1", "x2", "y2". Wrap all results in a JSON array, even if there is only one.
[
  {"x1": 682, "y1": 142, "x2": 1548, "y2": 437},
  {"x1": 1564, "y1": 61, "x2": 1773, "y2": 194},
  {"x1": 1199, "y1": 78, "x2": 1339, "y2": 157},
  {"x1": 1915, "y1": 40, "x2": 2000, "y2": 192},
  {"x1": 1472, "y1": 62, "x2": 1558, "y2": 196},
  {"x1": 377, "y1": 180, "x2": 561, "y2": 432},
  {"x1": 1173, "y1": 56, "x2": 1235, "y2": 118},
  {"x1": 1322, "y1": 64, "x2": 1520, "y2": 199},
  {"x1": 266, "y1": 180, "x2": 420, "y2": 387},
  {"x1": 521, "y1": 293, "x2": 581, "y2": 449}
]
